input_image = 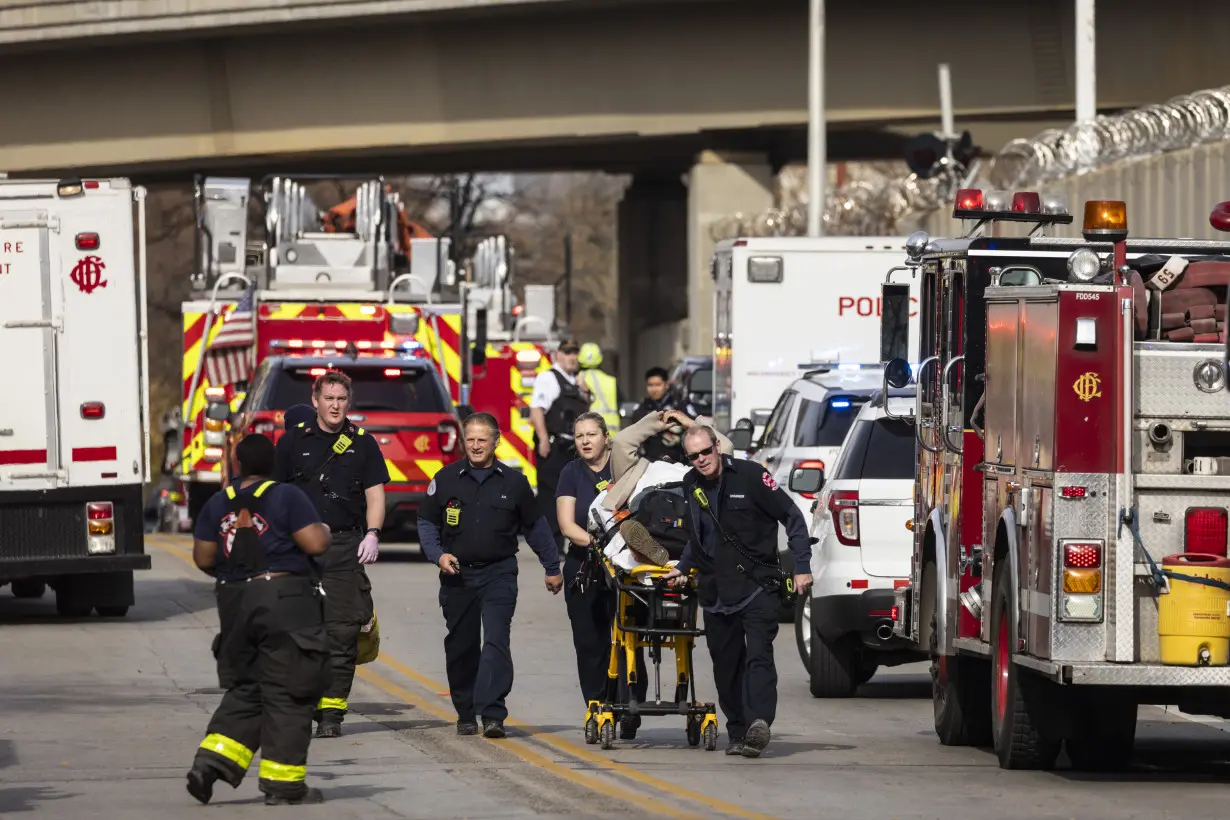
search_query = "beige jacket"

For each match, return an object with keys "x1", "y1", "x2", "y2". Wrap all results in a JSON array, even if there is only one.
[{"x1": 602, "y1": 412, "x2": 732, "y2": 510}]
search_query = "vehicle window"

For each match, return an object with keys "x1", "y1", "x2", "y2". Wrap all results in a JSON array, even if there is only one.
[
  {"x1": 688, "y1": 368, "x2": 713, "y2": 394},
  {"x1": 271, "y1": 367, "x2": 449, "y2": 413},
  {"x1": 856, "y1": 418, "x2": 916, "y2": 479},
  {"x1": 761, "y1": 390, "x2": 796, "y2": 448},
  {"x1": 793, "y1": 397, "x2": 868, "y2": 448},
  {"x1": 830, "y1": 421, "x2": 871, "y2": 481}
]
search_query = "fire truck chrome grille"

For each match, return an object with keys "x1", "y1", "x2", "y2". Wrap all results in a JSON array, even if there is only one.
[
  {"x1": 1049, "y1": 472, "x2": 1117, "y2": 662},
  {"x1": 0, "y1": 502, "x2": 129, "y2": 561}
]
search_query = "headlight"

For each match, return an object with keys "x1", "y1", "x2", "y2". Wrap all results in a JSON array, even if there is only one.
[{"x1": 1067, "y1": 248, "x2": 1101, "y2": 282}]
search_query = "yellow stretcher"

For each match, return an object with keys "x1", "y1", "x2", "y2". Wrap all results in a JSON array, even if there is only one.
[{"x1": 582, "y1": 547, "x2": 719, "y2": 751}]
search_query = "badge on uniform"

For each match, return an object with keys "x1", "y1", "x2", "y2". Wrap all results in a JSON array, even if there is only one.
[
  {"x1": 333, "y1": 434, "x2": 353, "y2": 455},
  {"x1": 445, "y1": 500, "x2": 461, "y2": 527},
  {"x1": 596, "y1": 479, "x2": 609, "y2": 492}
]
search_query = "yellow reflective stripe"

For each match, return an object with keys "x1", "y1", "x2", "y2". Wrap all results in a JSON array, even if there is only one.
[
  {"x1": 416, "y1": 459, "x2": 443, "y2": 479},
  {"x1": 199, "y1": 734, "x2": 254, "y2": 770},
  {"x1": 254, "y1": 480, "x2": 276, "y2": 497},
  {"x1": 317, "y1": 697, "x2": 347, "y2": 711},
  {"x1": 225, "y1": 486, "x2": 236, "y2": 499},
  {"x1": 258, "y1": 759, "x2": 306, "y2": 782},
  {"x1": 385, "y1": 459, "x2": 408, "y2": 483}
]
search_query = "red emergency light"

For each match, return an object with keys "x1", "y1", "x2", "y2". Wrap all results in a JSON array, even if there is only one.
[
  {"x1": 952, "y1": 188, "x2": 1073, "y2": 225},
  {"x1": 1011, "y1": 192, "x2": 1042, "y2": 214},
  {"x1": 75, "y1": 232, "x2": 100, "y2": 251}
]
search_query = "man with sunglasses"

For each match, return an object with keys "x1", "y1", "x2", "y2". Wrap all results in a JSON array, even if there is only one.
[
  {"x1": 529, "y1": 339, "x2": 592, "y2": 544},
  {"x1": 663, "y1": 425, "x2": 813, "y2": 759}
]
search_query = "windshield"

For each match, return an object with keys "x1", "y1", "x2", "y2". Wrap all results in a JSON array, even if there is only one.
[
  {"x1": 794, "y1": 396, "x2": 868, "y2": 448},
  {"x1": 273, "y1": 366, "x2": 450, "y2": 413},
  {"x1": 688, "y1": 368, "x2": 713, "y2": 394}
]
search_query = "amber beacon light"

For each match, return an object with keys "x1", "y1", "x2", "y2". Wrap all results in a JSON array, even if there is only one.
[{"x1": 1081, "y1": 200, "x2": 1128, "y2": 242}]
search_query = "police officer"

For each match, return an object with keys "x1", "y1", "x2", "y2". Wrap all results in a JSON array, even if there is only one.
[
  {"x1": 186, "y1": 434, "x2": 332, "y2": 806},
  {"x1": 417, "y1": 412, "x2": 563, "y2": 738},
  {"x1": 664, "y1": 425, "x2": 814, "y2": 759},
  {"x1": 530, "y1": 339, "x2": 592, "y2": 544},
  {"x1": 274, "y1": 370, "x2": 390, "y2": 738}
]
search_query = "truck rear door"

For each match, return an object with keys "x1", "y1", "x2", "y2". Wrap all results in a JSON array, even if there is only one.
[{"x1": 0, "y1": 212, "x2": 59, "y2": 489}]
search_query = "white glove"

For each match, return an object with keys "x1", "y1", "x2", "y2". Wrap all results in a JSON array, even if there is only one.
[{"x1": 357, "y1": 533, "x2": 379, "y2": 564}]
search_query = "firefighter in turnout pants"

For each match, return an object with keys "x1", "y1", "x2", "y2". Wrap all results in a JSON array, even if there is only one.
[
  {"x1": 186, "y1": 434, "x2": 332, "y2": 806},
  {"x1": 274, "y1": 370, "x2": 389, "y2": 738},
  {"x1": 664, "y1": 425, "x2": 814, "y2": 758}
]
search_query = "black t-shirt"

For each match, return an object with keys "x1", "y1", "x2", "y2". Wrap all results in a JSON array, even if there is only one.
[
  {"x1": 193, "y1": 481, "x2": 322, "y2": 581},
  {"x1": 556, "y1": 458, "x2": 613, "y2": 532},
  {"x1": 273, "y1": 420, "x2": 390, "y2": 529}
]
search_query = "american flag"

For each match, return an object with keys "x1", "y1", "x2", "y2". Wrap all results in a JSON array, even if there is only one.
[{"x1": 204, "y1": 287, "x2": 256, "y2": 388}]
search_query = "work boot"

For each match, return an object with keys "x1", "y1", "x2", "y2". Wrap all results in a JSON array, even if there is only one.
[
  {"x1": 185, "y1": 766, "x2": 216, "y2": 804},
  {"x1": 482, "y1": 718, "x2": 506, "y2": 739},
  {"x1": 315, "y1": 712, "x2": 343, "y2": 738},
  {"x1": 619, "y1": 520, "x2": 670, "y2": 566},
  {"x1": 725, "y1": 742, "x2": 746, "y2": 756},
  {"x1": 741, "y1": 719, "x2": 771, "y2": 758},
  {"x1": 456, "y1": 719, "x2": 479, "y2": 736},
  {"x1": 619, "y1": 715, "x2": 641, "y2": 740},
  {"x1": 264, "y1": 787, "x2": 325, "y2": 806}
]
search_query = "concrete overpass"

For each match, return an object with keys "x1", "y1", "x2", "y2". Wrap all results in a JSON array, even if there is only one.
[{"x1": 3, "y1": 0, "x2": 1229, "y2": 382}]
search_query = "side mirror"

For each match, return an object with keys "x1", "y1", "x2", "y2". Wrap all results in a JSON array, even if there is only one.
[
  {"x1": 727, "y1": 428, "x2": 754, "y2": 452},
  {"x1": 789, "y1": 466, "x2": 825, "y2": 495},
  {"x1": 884, "y1": 357, "x2": 912, "y2": 389},
  {"x1": 734, "y1": 417, "x2": 753, "y2": 430},
  {"x1": 471, "y1": 308, "x2": 488, "y2": 367},
  {"x1": 880, "y1": 282, "x2": 911, "y2": 364}
]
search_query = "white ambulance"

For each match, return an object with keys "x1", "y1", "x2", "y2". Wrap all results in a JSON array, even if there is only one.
[
  {"x1": 711, "y1": 236, "x2": 922, "y2": 437},
  {"x1": 0, "y1": 177, "x2": 152, "y2": 617}
]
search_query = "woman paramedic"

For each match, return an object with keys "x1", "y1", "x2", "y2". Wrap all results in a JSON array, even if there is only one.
[{"x1": 555, "y1": 411, "x2": 649, "y2": 739}]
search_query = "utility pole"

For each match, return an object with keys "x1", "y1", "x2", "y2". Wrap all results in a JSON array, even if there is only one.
[
  {"x1": 806, "y1": 0, "x2": 825, "y2": 237},
  {"x1": 1076, "y1": 0, "x2": 1096, "y2": 122}
]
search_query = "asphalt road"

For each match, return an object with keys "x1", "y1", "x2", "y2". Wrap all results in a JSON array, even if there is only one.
[{"x1": 3, "y1": 535, "x2": 1230, "y2": 819}]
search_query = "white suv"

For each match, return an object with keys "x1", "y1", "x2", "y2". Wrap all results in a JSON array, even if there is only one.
[{"x1": 788, "y1": 387, "x2": 925, "y2": 697}]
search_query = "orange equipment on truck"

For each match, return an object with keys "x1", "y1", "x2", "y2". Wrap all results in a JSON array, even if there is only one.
[
  {"x1": 873, "y1": 188, "x2": 1230, "y2": 772},
  {"x1": 178, "y1": 176, "x2": 558, "y2": 524}
]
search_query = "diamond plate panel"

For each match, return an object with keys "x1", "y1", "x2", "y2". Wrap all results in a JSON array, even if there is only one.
[
  {"x1": 1135, "y1": 345, "x2": 1228, "y2": 419},
  {"x1": 1068, "y1": 663, "x2": 1230, "y2": 686},
  {"x1": 1049, "y1": 473, "x2": 1114, "y2": 662}
]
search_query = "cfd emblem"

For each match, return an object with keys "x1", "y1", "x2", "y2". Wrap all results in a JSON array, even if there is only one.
[
  {"x1": 414, "y1": 434, "x2": 431, "y2": 453},
  {"x1": 1073, "y1": 371, "x2": 1103, "y2": 402},
  {"x1": 70, "y1": 255, "x2": 107, "y2": 294}
]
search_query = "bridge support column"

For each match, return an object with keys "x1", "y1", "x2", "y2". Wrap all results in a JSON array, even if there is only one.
[
  {"x1": 616, "y1": 172, "x2": 689, "y2": 390},
  {"x1": 686, "y1": 150, "x2": 773, "y2": 360}
]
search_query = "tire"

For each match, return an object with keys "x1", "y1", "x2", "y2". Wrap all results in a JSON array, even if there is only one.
[
  {"x1": 1065, "y1": 693, "x2": 1137, "y2": 772},
  {"x1": 96, "y1": 605, "x2": 130, "y2": 618},
  {"x1": 794, "y1": 594, "x2": 812, "y2": 669},
  {"x1": 702, "y1": 723, "x2": 718, "y2": 752},
  {"x1": 926, "y1": 559, "x2": 992, "y2": 747},
  {"x1": 686, "y1": 716, "x2": 701, "y2": 747},
  {"x1": 11, "y1": 580, "x2": 45, "y2": 599},
  {"x1": 809, "y1": 622, "x2": 859, "y2": 698},
  {"x1": 584, "y1": 718, "x2": 598, "y2": 745},
  {"x1": 990, "y1": 559, "x2": 1061, "y2": 769},
  {"x1": 599, "y1": 721, "x2": 614, "y2": 750}
]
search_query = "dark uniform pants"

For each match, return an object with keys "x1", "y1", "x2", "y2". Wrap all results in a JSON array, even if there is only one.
[
  {"x1": 563, "y1": 549, "x2": 648, "y2": 706},
  {"x1": 439, "y1": 556, "x2": 518, "y2": 723},
  {"x1": 702, "y1": 591, "x2": 780, "y2": 742},
  {"x1": 317, "y1": 530, "x2": 374, "y2": 723},
  {"x1": 536, "y1": 438, "x2": 574, "y2": 543},
  {"x1": 194, "y1": 575, "x2": 330, "y2": 799}
]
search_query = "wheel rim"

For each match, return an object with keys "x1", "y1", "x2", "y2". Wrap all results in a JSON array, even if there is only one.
[
  {"x1": 801, "y1": 597, "x2": 812, "y2": 659},
  {"x1": 995, "y1": 602, "x2": 1009, "y2": 723}
]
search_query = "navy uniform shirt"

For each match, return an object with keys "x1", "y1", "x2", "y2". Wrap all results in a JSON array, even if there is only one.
[
  {"x1": 273, "y1": 418, "x2": 390, "y2": 531},
  {"x1": 556, "y1": 458, "x2": 612, "y2": 535},
  {"x1": 417, "y1": 460, "x2": 561, "y2": 574},
  {"x1": 194, "y1": 480, "x2": 322, "y2": 581}
]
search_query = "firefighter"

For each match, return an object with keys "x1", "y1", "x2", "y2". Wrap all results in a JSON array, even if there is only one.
[
  {"x1": 663, "y1": 425, "x2": 814, "y2": 758},
  {"x1": 416, "y1": 412, "x2": 563, "y2": 738},
  {"x1": 577, "y1": 342, "x2": 621, "y2": 433},
  {"x1": 186, "y1": 433, "x2": 332, "y2": 806},
  {"x1": 273, "y1": 370, "x2": 390, "y2": 738},
  {"x1": 529, "y1": 339, "x2": 592, "y2": 545}
]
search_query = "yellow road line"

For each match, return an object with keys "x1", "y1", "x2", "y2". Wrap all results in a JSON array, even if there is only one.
[
  {"x1": 354, "y1": 666, "x2": 704, "y2": 820},
  {"x1": 147, "y1": 535, "x2": 198, "y2": 570},
  {"x1": 374, "y1": 654, "x2": 780, "y2": 820}
]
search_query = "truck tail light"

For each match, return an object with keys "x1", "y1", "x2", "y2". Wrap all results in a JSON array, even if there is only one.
[
  {"x1": 86, "y1": 501, "x2": 116, "y2": 554},
  {"x1": 829, "y1": 489, "x2": 860, "y2": 546},
  {"x1": 75, "y1": 232, "x2": 100, "y2": 250},
  {"x1": 1186, "y1": 507, "x2": 1228, "y2": 556},
  {"x1": 384, "y1": 368, "x2": 402, "y2": 377},
  {"x1": 437, "y1": 420, "x2": 460, "y2": 454},
  {"x1": 81, "y1": 401, "x2": 105, "y2": 419},
  {"x1": 1059, "y1": 540, "x2": 1104, "y2": 623},
  {"x1": 792, "y1": 459, "x2": 825, "y2": 499}
]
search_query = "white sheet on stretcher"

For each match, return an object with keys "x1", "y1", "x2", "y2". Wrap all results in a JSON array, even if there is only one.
[{"x1": 588, "y1": 461, "x2": 690, "y2": 584}]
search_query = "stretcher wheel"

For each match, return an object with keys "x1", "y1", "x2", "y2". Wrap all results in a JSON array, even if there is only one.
[
  {"x1": 599, "y1": 721, "x2": 615, "y2": 750},
  {"x1": 585, "y1": 718, "x2": 599, "y2": 745},
  {"x1": 702, "y1": 723, "x2": 717, "y2": 752},
  {"x1": 686, "y1": 716, "x2": 701, "y2": 747}
]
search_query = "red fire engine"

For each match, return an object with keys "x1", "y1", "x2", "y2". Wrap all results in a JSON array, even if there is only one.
[
  {"x1": 865, "y1": 189, "x2": 1230, "y2": 771},
  {"x1": 176, "y1": 177, "x2": 556, "y2": 524}
]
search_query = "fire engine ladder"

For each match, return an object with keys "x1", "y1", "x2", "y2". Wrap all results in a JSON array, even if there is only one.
[
  {"x1": 181, "y1": 271, "x2": 255, "y2": 476},
  {"x1": 388, "y1": 273, "x2": 450, "y2": 389}
]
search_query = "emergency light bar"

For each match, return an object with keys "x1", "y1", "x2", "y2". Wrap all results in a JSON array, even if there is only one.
[
  {"x1": 269, "y1": 338, "x2": 425, "y2": 353},
  {"x1": 952, "y1": 188, "x2": 1073, "y2": 225}
]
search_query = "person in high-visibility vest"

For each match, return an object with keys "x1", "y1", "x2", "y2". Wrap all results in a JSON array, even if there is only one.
[{"x1": 577, "y1": 343, "x2": 620, "y2": 433}]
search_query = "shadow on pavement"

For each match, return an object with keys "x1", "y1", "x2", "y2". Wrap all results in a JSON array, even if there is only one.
[
  {"x1": 856, "y1": 677, "x2": 931, "y2": 700},
  {"x1": 0, "y1": 684, "x2": 195, "y2": 717},
  {"x1": 207, "y1": 784, "x2": 403, "y2": 806},
  {"x1": 0, "y1": 740, "x2": 15, "y2": 770},
  {"x1": 0, "y1": 786, "x2": 74, "y2": 813},
  {"x1": 0, "y1": 578, "x2": 215, "y2": 625}
]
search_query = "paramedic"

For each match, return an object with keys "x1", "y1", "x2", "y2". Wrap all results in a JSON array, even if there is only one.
[
  {"x1": 274, "y1": 370, "x2": 389, "y2": 739},
  {"x1": 417, "y1": 412, "x2": 563, "y2": 739},
  {"x1": 664, "y1": 425, "x2": 813, "y2": 759},
  {"x1": 627, "y1": 367, "x2": 683, "y2": 462},
  {"x1": 555, "y1": 411, "x2": 648, "y2": 739},
  {"x1": 576, "y1": 343, "x2": 621, "y2": 433},
  {"x1": 186, "y1": 434, "x2": 332, "y2": 807},
  {"x1": 530, "y1": 339, "x2": 592, "y2": 545}
]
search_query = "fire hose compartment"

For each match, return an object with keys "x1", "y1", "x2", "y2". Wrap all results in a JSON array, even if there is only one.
[{"x1": 1158, "y1": 553, "x2": 1230, "y2": 666}]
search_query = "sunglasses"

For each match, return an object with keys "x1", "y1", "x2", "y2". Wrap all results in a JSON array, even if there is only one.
[{"x1": 685, "y1": 445, "x2": 715, "y2": 462}]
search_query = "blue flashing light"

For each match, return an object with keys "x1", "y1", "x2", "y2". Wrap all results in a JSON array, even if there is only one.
[
  {"x1": 836, "y1": 363, "x2": 862, "y2": 371},
  {"x1": 830, "y1": 399, "x2": 851, "y2": 409}
]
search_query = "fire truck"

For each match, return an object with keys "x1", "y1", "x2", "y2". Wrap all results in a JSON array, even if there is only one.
[
  {"x1": 178, "y1": 176, "x2": 557, "y2": 523},
  {"x1": 864, "y1": 189, "x2": 1230, "y2": 770}
]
